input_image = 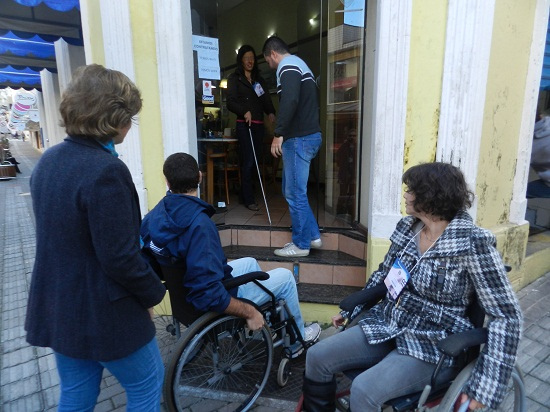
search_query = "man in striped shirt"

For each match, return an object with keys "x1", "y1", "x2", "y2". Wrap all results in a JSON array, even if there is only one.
[{"x1": 263, "y1": 36, "x2": 323, "y2": 258}]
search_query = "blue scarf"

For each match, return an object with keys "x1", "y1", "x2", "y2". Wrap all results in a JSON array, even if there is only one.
[{"x1": 97, "y1": 139, "x2": 119, "y2": 158}]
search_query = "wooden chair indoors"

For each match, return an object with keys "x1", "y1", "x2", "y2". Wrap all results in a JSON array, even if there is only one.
[{"x1": 205, "y1": 144, "x2": 240, "y2": 206}]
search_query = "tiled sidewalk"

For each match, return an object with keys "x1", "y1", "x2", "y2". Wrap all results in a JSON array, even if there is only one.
[{"x1": 1, "y1": 139, "x2": 549, "y2": 411}]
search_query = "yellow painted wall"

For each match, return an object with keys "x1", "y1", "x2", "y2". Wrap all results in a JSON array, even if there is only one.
[
  {"x1": 367, "y1": 0, "x2": 448, "y2": 276},
  {"x1": 128, "y1": 1, "x2": 166, "y2": 211},
  {"x1": 403, "y1": 0, "x2": 447, "y2": 171},
  {"x1": 477, "y1": 0, "x2": 537, "y2": 228},
  {"x1": 476, "y1": 0, "x2": 538, "y2": 282}
]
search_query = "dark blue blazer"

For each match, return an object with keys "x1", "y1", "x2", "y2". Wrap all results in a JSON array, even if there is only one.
[{"x1": 26, "y1": 136, "x2": 166, "y2": 361}]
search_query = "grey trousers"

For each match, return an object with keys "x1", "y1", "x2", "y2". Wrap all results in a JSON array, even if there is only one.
[{"x1": 305, "y1": 325, "x2": 458, "y2": 412}]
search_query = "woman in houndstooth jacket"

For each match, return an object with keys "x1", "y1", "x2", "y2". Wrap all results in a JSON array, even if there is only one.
[{"x1": 303, "y1": 162, "x2": 522, "y2": 412}]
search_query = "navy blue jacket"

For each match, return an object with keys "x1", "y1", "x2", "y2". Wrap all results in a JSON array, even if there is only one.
[
  {"x1": 140, "y1": 193, "x2": 236, "y2": 313},
  {"x1": 26, "y1": 136, "x2": 166, "y2": 361}
]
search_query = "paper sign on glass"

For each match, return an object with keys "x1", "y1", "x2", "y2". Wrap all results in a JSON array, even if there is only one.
[{"x1": 384, "y1": 258, "x2": 410, "y2": 300}]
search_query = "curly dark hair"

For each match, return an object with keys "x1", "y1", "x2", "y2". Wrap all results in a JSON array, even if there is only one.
[
  {"x1": 236, "y1": 45, "x2": 260, "y2": 81},
  {"x1": 59, "y1": 64, "x2": 142, "y2": 142},
  {"x1": 402, "y1": 162, "x2": 474, "y2": 221},
  {"x1": 163, "y1": 153, "x2": 200, "y2": 194}
]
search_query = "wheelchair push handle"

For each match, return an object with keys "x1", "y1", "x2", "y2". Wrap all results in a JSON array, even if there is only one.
[{"x1": 223, "y1": 271, "x2": 270, "y2": 290}]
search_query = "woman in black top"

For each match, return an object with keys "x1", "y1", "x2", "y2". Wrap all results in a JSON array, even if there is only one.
[{"x1": 227, "y1": 45, "x2": 276, "y2": 211}]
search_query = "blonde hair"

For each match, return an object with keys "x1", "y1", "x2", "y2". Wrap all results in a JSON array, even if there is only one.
[{"x1": 59, "y1": 64, "x2": 142, "y2": 142}]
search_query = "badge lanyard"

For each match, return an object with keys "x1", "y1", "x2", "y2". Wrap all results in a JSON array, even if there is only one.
[{"x1": 384, "y1": 226, "x2": 441, "y2": 303}]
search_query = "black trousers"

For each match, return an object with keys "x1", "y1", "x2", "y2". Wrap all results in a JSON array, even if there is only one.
[{"x1": 236, "y1": 122, "x2": 264, "y2": 205}]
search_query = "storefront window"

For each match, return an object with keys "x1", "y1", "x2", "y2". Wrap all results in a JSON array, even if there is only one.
[
  {"x1": 188, "y1": 0, "x2": 367, "y2": 230},
  {"x1": 323, "y1": 0, "x2": 366, "y2": 227}
]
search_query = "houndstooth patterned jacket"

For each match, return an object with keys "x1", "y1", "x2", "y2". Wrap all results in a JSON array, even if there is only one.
[{"x1": 353, "y1": 210, "x2": 522, "y2": 409}]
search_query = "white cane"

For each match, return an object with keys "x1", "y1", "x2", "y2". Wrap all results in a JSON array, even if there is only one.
[{"x1": 248, "y1": 127, "x2": 272, "y2": 226}]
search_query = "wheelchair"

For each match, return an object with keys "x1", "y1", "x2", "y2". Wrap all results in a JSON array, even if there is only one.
[
  {"x1": 159, "y1": 264, "x2": 311, "y2": 412},
  {"x1": 296, "y1": 280, "x2": 526, "y2": 412}
]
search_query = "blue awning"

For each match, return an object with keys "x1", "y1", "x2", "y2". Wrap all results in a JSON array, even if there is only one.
[
  {"x1": 12, "y1": 0, "x2": 79, "y2": 12},
  {"x1": 540, "y1": 16, "x2": 550, "y2": 91},
  {"x1": 0, "y1": 0, "x2": 82, "y2": 90},
  {"x1": 0, "y1": 31, "x2": 55, "y2": 59},
  {"x1": 0, "y1": 66, "x2": 41, "y2": 90}
]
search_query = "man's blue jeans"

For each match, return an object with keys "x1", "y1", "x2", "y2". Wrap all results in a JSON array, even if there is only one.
[
  {"x1": 54, "y1": 337, "x2": 164, "y2": 412},
  {"x1": 281, "y1": 133, "x2": 322, "y2": 249},
  {"x1": 229, "y1": 257, "x2": 305, "y2": 337}
]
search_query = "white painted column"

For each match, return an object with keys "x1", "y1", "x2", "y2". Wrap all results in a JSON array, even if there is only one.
[
  {"x1": 39, "y1": 70, "x2": 65, "y2": 149},
  {"x1": 436, "y1": 0, "x2": 496, "y2": 220},
  {"x1": 33, "y1": 90, "x2": 47, "y2": 149},
  {"x1": 54, "y1": 38, "x2": 86, "y2": 95},
  {"x1": 510, "y1": 0, "x2": 550, "y2": 225},
  {"x1": 153, "y1": 0, "x2": 197, "y2": 160},
  {"x1": 366, "y1": 0, "x2": 413, "y2": 239},
  {"x1": 99, "y1": 0, "x2": 147, "y2": 212}
]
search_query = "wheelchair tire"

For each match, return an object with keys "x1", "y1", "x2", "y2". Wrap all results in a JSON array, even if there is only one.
[
  {"x1": 164, "y1": 312, "x2": 273, "y2": 412},
  {"x1": 438, "y1": 361, "x2": 526, "y2": 412}
]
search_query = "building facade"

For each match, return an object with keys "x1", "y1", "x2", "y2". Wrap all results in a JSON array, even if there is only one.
[{"x1": 41, "y1": 0, "x2": 550, "y2": 288}]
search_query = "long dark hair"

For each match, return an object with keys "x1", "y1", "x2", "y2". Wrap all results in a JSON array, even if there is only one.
[{"x1": 236, "y1": 45, "x2": 259, "y2": 81}]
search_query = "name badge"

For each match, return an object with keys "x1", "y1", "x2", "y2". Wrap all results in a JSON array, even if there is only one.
[
  {"x1": 384, "y1": 258, "x2": 410, "y2": 300},
  {"x1": 253, "y1": 82, "x2": 265, "y2": 97}
]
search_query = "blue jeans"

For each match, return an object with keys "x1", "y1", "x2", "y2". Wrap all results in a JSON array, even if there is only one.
[
  {"x1": 54, "y1": 337, "x2": 164, "y2": 412},
  {"x1": 228, "y1": 257, "x2": 305, "y2": 337},
  {"x1": 282, "y1": 133, "x2": 322, "y2": 249},
  {"x1": 306, "y1": 326, "x2": 458, "y2": 411}
]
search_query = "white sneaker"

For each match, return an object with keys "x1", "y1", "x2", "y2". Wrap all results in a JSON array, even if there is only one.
[
  {"x1": 274, "y1": 242, "x2": 310, "y2": 257},
  {"x1": 310, "y1": 238, "x2": 322, "y2": 249},
  {"x1": 304, "y1": 323, "x2": 322, "y2": 343},
  {"x1": 289, "y1": 323, "x2": 322, "y2": 358}
]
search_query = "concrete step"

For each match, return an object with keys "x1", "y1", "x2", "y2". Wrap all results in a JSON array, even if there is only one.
[{"x1": 223, "y1": 244, "x2": 366, "y2": 305}]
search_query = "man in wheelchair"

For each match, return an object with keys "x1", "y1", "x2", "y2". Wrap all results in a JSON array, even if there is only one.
[
  {"x1": 302, "y1": 163, "x2": 523, "y2": 411},
  {"x1": 141, "y1": 152, "x2": 321, "y2": 356}
]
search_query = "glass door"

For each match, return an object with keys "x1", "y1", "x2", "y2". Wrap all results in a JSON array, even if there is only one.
[{"x1": 323, "y1": 0, "x2": 366, "y2": 228}]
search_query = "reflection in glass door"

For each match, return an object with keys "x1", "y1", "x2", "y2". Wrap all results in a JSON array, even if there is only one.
[{"x1": 323, "y1": 0, "x2": 366, "y2": 228}]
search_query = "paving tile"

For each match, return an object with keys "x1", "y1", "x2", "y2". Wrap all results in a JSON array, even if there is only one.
[
  {"x1": 42, "y1": 386, "x2": 60, "y2": 410},
  {"x1": 2, "y1": 346, "x2": 36, "y2": 368},
  {"x1": 1, "y1": 375, "x2": 41, "y2": 402},
  {"x1": 1, "y1": 395, "x2": 43, "y2": 412},
  {"x1": 1, "y1": 360, "x2": 38, "y2": 386}
]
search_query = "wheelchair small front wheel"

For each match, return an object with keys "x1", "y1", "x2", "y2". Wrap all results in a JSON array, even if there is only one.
[
  {"x1": 438, "y1": 361, "x2": 526, "y2": 412},
  {"x1": 277, "y1": 357, "x2": 291, "y2": 387}
]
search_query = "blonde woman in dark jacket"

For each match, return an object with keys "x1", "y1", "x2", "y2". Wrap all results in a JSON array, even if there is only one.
[
  {"x1": 26, "y1": 64, "x2": 166, "y2": 411},
  {"x1": 303, "y1": 162, "x2": 522, "y2": 411}
]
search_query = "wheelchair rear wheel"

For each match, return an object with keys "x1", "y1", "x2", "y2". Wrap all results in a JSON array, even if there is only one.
[
  {"x1": 164, "y1": 312, "x2": 273, "y2": 412},
  {"x1": 438, "y1": 361, "x2": 526, "y2": 412}
]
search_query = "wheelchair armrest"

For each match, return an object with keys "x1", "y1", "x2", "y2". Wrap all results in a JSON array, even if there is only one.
[
  {"x1": 339, "y1": 284, "x2": 387, "y2": 313},
  {"x1": 437, "y1": 327, "x2": 488, "y2": 357},
  {"x1": 222, "y1": 271, "x2": 270, "y2": 290}
]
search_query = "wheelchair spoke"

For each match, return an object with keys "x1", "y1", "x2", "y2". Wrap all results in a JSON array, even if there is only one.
[{"x1": 165, "y1": 314, "x2": 273, "y2": 412}]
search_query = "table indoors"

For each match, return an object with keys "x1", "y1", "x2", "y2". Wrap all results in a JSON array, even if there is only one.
[{"x1": 198, "y1": 136, "x2": 238, "y2": 205}]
